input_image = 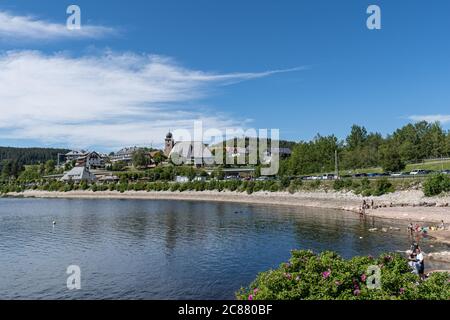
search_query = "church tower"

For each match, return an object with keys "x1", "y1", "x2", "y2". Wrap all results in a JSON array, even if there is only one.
[{"x1": 164, "y1": 132, "x2": 175, "y2": 157}]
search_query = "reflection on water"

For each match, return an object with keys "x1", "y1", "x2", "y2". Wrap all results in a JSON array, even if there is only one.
[{"x1": 0, "y1": 198, "x2": 447, "y2": 299}]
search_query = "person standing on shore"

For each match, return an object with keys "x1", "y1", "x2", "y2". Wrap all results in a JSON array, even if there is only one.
[
  {"x1": 359, "y1": 206, "x2": 365, "y2": 216},
  {"x1": 415, "y1": 247, "x2": 425, "y2": 279},
  {"x1": 408, "y1": 252, "x2": 418, "y2": 275},
  {"x1": 407, "y1": 222, "x2": 414, "y2": 235},
  {"x1": 410, "y1": 242, "x2": 418, "y2": 253}
]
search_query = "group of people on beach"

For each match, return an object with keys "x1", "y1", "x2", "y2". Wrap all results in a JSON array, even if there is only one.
[
  {"x1": 407, "y1": 222, "x2": 427, "y2": 235},
  {"x1": 407, "y1": 220, "x2": 446, "y2": 235},
  {"x1": 358, "y1": 199, "x2": 374, "y2": 216},
  {"x1": 405, "y1": 221, "x2": 447, "y2": 279},
  {"x1": 408, "y1": 243, "x2": 425, "y2": 279}
]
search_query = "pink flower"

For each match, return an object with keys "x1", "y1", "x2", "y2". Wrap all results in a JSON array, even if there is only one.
[
  {"x1": 353, "y1": 289, "x2": 361, "y2": 296},
  {"x1": 361, "y1": 274, "x2": 367, "y2": 282},
  {"x1": 248, "y1": 294, "x2": 253, "y2": 301},
  {"x1": 322, "y1": 270, "x2": 331, "y2": 279},
  {"x1": 253, "y1": 288, "x2": 259, "y2": 295},
  {"x1": 335, "y1": 281, "x2": 341, "y2": 286},
  {"x1": 399, "y1": 288, "x2": 405, "y2": 294}
]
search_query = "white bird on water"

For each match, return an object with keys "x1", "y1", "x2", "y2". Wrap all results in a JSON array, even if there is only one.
[{"x1": 52, "y1": 220, "x2": 56, "y2": 225}]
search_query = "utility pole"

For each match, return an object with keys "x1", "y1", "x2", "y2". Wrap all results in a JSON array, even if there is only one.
[{"x1": 335, "y1": 149, "x2": 339, "y2": 179}]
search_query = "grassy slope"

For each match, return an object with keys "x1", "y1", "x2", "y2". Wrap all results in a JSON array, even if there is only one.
[
  {"x1": 406, "y1": 159, "x2": 450, "y2": 171},
  {"x1": 338, "y1": 159, "x2": 450, "y2": 175}
]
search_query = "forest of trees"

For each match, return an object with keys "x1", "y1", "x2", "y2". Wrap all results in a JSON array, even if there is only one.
[
  {"x1": 0, "y1": 147, "x2": 69, "y2": 180},
  {"x1": 0, "y1": 147, "x2": 69, "y2": 165},
  {"x1": 281, "y1": 121, "x2": 450, "y2": 176}
]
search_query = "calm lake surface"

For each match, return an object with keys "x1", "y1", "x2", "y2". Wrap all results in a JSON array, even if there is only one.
[{"x1": 0, "y1": 198, "x2": 448, "y2": 299}]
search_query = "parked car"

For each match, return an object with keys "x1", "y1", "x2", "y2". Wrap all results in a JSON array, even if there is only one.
[
  {"x1": 225, "y1": 175, "x2": 240, "y2": 180},
  {"x1": 322, "y1": 174, "x2": 337, "y2": 180},
  {"x1": 255, "y1": 176, "x2": 276, "y2": 181},
  {"x1": 410, "y1": 170, "x2": 427, "y2": 175},
  {"x1": 390, "y1": 172, "x2": 403, "y2": 177},
  {"x1": 352, "y1": 173, "x2": 368, "y2": 178},
  {"x1": 175, "y1": 176, "x2": 190, "y2": 183},
  {"x1": 440, "y1": 170, "x2": 450, "y2": 175}
]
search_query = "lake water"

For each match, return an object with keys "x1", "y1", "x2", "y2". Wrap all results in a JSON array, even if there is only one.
[{"x1": 0, "y1": 198, "x2": 448, "y2": 299}]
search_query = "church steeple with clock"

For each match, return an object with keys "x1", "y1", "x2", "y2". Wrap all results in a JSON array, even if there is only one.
[{"x1": 164, "y1": 131, "x2": 175, "y2": 157}]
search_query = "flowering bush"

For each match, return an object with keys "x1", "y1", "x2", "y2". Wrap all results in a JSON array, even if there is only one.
[{"x1": 236, "y1": 250, "x2": 450, "y2": 300}]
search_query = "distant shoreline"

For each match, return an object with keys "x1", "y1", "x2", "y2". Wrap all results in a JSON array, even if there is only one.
[{"x1": 4, "y1": 189, "x2": 448, "y2": 217}]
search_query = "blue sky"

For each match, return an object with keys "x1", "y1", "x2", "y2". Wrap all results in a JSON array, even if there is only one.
[{"x1": 0, "y1": 0, "x2": 449, "y2": 151}]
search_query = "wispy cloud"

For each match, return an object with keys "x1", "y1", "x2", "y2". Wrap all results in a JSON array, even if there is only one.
[
  {"x1": 408, "y1": 114, "x2": 450, "y2": 124},
  {"x1": 0, "y1": 10, "x2": 115, "y2": 41},
  {"x1": 0, "y1": 50, "x2": 301, "y2": 150}
]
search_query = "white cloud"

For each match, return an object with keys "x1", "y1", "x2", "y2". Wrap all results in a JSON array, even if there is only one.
[
  {"x1": 408, "y1": 114, "x2": 450, "y2": 124},
  {"x1": 0, "y1": 10, "x2": 115, "y2": 41},
  {"x1": 0, "y1": 50, "x2": 300, "y2": 150}
]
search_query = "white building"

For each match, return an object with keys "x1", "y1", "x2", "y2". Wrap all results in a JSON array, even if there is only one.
[
  {"x1": 65, "y1": 150, "x2": 87, "y2": 162},
  {"x1": 61, "y1": 167, "x2": 97, "y2": 183},
  {"x1": 169, "y1": 141, "x2": 213, "y2": 166},
  {"x1": 76, "y1": 151, "x2": 105, "y2": 169},
  {"x1": 64, "y1": 150, "x2": 106, "y2": 169},
  {"x1": 110, "y1": 147, "x2": 141, "y2": 164}
]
